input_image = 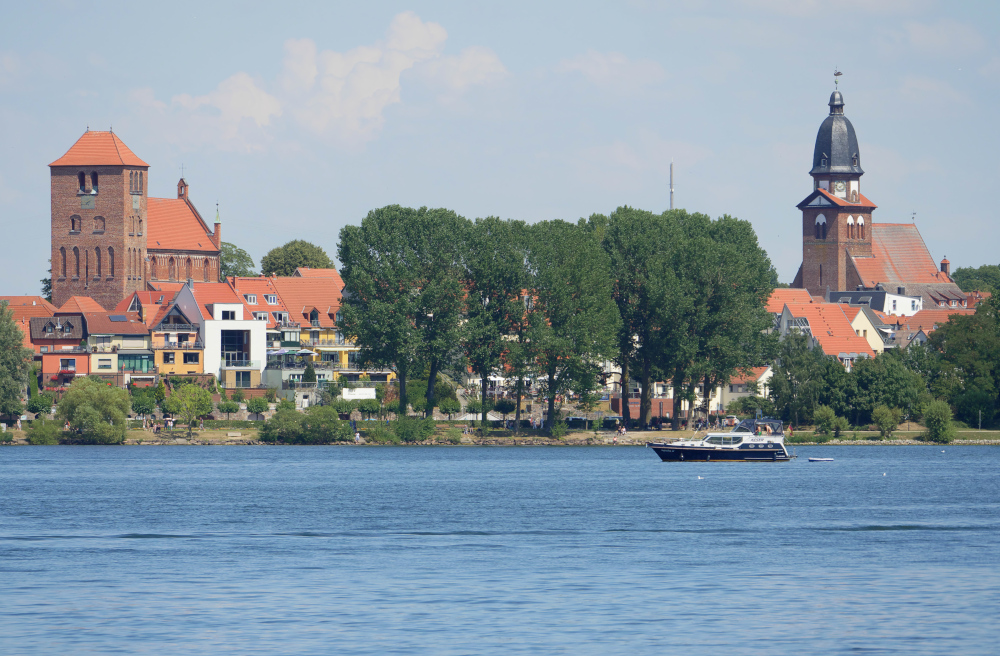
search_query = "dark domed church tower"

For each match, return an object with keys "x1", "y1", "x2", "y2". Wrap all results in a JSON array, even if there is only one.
[{"x1": 792, "y1": 91, "x2": 876, "y2": 295}]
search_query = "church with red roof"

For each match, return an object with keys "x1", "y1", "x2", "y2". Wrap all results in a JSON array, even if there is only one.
[
  {"x1": 791, "y1": 91, "x2": 965, "y2": 309},
  {"x1": 48, "y1": 130, "x2": 221, "y2": 311}
]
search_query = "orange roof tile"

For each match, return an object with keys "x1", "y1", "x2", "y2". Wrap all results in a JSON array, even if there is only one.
[
  {"x1": 114, "y1": 291, "x2": 179, "y2": 326},
  {"x1": 0, "y1": 296, "x2": 56, "y2": 349},
  {"x1": 293, "y1": 267, "x2": 345, "y2": 285},
  {"x1": 57, "y1": 296, "x2": 107, "y2": 314},
  {"x1": 189, "y1": 282, "x2": 250, "y2": 320},
  {"x1": 83, "y1": 312, "x2": 149, "y2": 335},
  {"x1": 269, "y1": 276, "x2": 343, "y2": 327},
  {"x1": 147, "y1": 281, "x2": 186, "y2": 294},
  {"x1": 50, "y1": 131, "x2": 148, "y2": 167},
  {"x1": 813, "y1": 188, "x2": 878, "y2": 208},
  {"x1": 147, "y1": 198, "x2": 218, "y2": 253},
  {"x1": 849, "y1": 224, "x2": 951, "y2": 287},
  {"x1": 227, "y1": 277, "x2": 289, "y2": 329},
  {"x1": 784, "y1": 302, "x2": 875, "y2": 358},
  {"x1": 766, "y1": 288, "x2": 813, "y2": 313},
  {"x1": 729, "y1": 366, "x2": 771, "y2": 385}
]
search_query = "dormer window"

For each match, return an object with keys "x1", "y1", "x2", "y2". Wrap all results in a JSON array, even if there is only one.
[
  {"x1": 852, "y1": 154, "x2": 859, "y2": 167},
  {"x1": 264, "y1": 294, "x2": 277, "y2": 305},
  {"x1": 244, "y1": 294, "x2": 257, "y2": 304},
  {"x1": 222, "y1": 310, "x2": 236, "y2": 320},
  {"x1": 820, "y1": 153, "x2": 828, "y2": 167}
]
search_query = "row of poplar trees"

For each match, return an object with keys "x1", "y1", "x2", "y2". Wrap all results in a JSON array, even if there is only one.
[{"x1": 337, "y1": 205, "x2": 777, "y2": 431}]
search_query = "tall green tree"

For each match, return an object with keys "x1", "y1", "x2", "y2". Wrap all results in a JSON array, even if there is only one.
[
  {"x1": 0, "y1": 300, "x2": 34, "y2": 420},
  {"x1": 338, "y1": 206, "x2": 468, "y2": 417},
  {"x1": 170, "y1": 384, "x2": 214, "y2": 436},
  {"x1": 951, "y1": 263, "x2": 1000, "y2": 295},
  {"x1": 526, "y1": 220, "x2": 619, "y2": 431},
  {"x1": 768, "y1": 333, "x2": 828, "y2": 427},
  {"x1": 927, "y1": 296, "x2": 1000, "y2": 426},
  {"x1": 652, "y1": 211, "x2": 777, "y2": 429},
  {"x1": 462, "y1": 217, "x2": 528, "y2": 426},
  {"x1": 261, "y1": 240, "x2": 334, "y2": 277},
  {"x1": 850, "y1": 351, "x2": 922, "y2": 425},
  {"x1": 600, "y1": 207, "x2": 680, "y2": 428},
  {"x1": 57, "y1": 377, "x2": 131, "y2": 443},
  {"x1": 220, "y1": 242, "x2": 257, "y2": 278}
]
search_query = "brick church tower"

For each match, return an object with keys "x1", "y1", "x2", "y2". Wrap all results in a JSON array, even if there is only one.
[
  {"x1": 792, "y1": 91, "x2": 876, "y2": 296},
  {"x1": 49, "y1": 131, "x2": 149, "y2": 310}
]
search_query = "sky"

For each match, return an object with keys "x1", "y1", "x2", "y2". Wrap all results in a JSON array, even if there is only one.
[{"x1": 2, "y1": 0, "x2": 998, "y2": 294}]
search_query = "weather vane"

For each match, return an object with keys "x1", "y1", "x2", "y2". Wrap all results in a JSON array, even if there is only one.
[{"x1": 834, "y1": 68, "x2": 842, "y2": 89}]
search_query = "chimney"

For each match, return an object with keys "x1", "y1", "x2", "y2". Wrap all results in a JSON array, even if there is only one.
[
  {"x1": 940, "y1": 257, "x2": 950, "y2": 276},
  {"x1": 177, "y1": 178, "x2": 188, "y2": 199},
  {"x1": 187, "y1": 278, "x2": 195, "y2": 290}
]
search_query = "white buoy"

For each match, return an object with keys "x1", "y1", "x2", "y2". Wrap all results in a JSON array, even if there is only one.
[
  {"x1": 697, "y1": 476, "x2": 704, "y2": 480},
  {"x1": 883, "y1": 473, "x2": 886, "y2": 476}
]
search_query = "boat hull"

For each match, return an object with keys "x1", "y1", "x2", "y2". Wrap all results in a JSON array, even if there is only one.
[{"x1": 647, "y1": 443, "x2": 791, "y2": 462}]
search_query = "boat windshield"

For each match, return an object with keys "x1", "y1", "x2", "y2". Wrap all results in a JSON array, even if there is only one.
[{"x1": 732, "y1": 418, "x2": 784, "y2": 436}]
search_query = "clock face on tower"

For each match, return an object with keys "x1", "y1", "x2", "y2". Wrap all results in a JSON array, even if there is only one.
[{"x1": 835, "y1": 180, "x2": 846, "y2": 192}]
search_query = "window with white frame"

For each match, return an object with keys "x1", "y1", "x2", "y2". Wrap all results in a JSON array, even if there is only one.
[
  {"x1": 244, "y1": 294, "x2": 257, "y2": 304},
  {"x1": 254, "y1": 311, "x2": 268, "y2": 321},
  {"x1": 265, "y1": 294, "x2": 277, "y2": 305},
  {"x1": 272, "y1": 311, "x2": 289, "y2": 323}
]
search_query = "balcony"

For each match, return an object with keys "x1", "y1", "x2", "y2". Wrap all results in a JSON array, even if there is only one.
[
  {"x1": 275, "y1": 320, "x2": 301, "y2": 329},
  {"x1": 152, "y1": 340, "x2": 204, "y2": 350},
  {"x1": 266, "y1": 360, "x2": 357, "y2": 371},
  {"x1": 300, "y1": 338, "x2": 348, "y2": 347},
  {"x1": 221, "y1": 359, "x2": 260, "y2": 369},
  {"x1": 157, "y1": 323, "x2": 197, "y2": 332}
]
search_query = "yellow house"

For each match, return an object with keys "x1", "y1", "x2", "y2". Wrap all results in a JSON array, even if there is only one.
[
  {"x1": 149, "y1": 303, "x2": 205, "y2": 375},
  {"x1": 839, "y1": 304, "x2": 888, "y2": 354},
  {"x1": 83, "y1": 311, "x2": 156, "y2": 386}
]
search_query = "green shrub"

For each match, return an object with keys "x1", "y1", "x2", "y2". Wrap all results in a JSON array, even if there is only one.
[
  {"x1": 265, "y1": 388, "x2": 277, "y2": 402},
  {"x1": 299, "y1": 406, "x2": 352, "y2": 444},
  {"x1": 494, "y1": 398, "x2": 516, "y2": 417},
  {"x1": 27, "y1": 393, "x2": 54, "y2": 416},
  {"x1": 131, "y1": 394, "x2": 155, "y2": 418},
  {"x1": 27, "y1": 419, "x2": 62, "y2": 445},
  {"x1": 245, "y1": 397, "x2": 269, "y2": 419},
  {"x1": 446, "y1": 427, "x2": 463, "y2": 445},
  {"x1": 549, "y1": 420, "x2": 568, "y2": 439},
  {"x1": 832, "y1": 416, "x2": 850, "y2": 438},
  {"x1": 259, "y1": 409, "x2": 303, "y2": 443},
  {"x1": 303, "y1": 362, "x2": 317, "y2": 383},
  {"x1": 814, "y1": 405, "x2": 836, "y2": 435},
  {"x1": 56, "y1": 377, "x2": 129, "y2": 444},
  {"x1": 0, "y1": 433, "x2": 12, "y2": 444},
  {"x1": 217, "y1": 400, "x2": 240, "y2": 419},
  {"x1": 277, "y1": 398, "x2": 295, "y2": 411},
  {"x1": 201, "y1": 419, "x2": 257, "y2": 429},
  {"x1": 333, "y1": 397, "x2": 356, "y2": 415},
  {"x1": 362, "y1": 422, "x2": 400, "y2": 444},
  {"x1": 230, "y1": 388, "x2": 245, "y2": 403},
  {"x1": 872, "y1": 405, "x2": 903, "y2": 439},
  {"x1": 438, "y1": 397, "x2": 461, "y2": 418},
  {"x1": 357, "y1": 398, "x2": 381, "y2": 419},
  {"x1": 393, "y1": 417, "x2": 435, "y2": 443},
  {"x1": 923, "y1": 400, "x2": 955, "y2": 444}
]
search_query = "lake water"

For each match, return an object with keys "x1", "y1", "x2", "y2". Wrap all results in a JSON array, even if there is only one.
[{"x1": 1, "y1": 445, "x2": 998, "y2": 655}]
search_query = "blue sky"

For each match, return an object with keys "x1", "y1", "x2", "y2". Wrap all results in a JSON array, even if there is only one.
[{"x1": 2, "y1": 0, "x2": 998, "y2": 293}]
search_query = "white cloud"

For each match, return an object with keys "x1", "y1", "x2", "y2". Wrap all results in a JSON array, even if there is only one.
[
  {"x1": 128, "y1": 11, "x2": 506, "y2": 150},
  {"x1": 555, "y1": 50, "x2": 665, "y2": 89}
]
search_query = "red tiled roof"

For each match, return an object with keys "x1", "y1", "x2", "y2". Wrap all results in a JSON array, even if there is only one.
[
  {"x1": 227, "y1": 277, "x2": 289, "y2": 329},
  {"x1": 766, "y1": 288, "x2": 813, "y2": 313},
  {"x1": 57, "y1": 296, "x2": 106, "y2": 314},
  {"x1": 189, "y1": 282, "x2": 249, "y2": 320},
  {"x1": 269, "y1": 276, "x2": 343, "y2": 327},
  {"x1": 0, "y1": 296, "x2": 56, "y2": 349},
  {"x1": 114, "y1": 291, "x2": 179, "y2": 326},
  {"x1": 813, "y1": 188, "x2": 878, "y2": 208},
  {"x1": 83, "y1": 312, "x2": 150, "y2": 335},
  {"x1": 147, "y1": 198, "x2": 218, "y2": 253},
  {"x1": 147, "y1": 281, "x2": 186, "y2": 294},
  {"x1": 784, "y1": 302, "x2": 875, "y2": 358},
  {"x1": 838, "y1": 304, "x2": 862, "y2": 322},
  {"x1": 50, "y1": 131, "x2": 148, "y2": 167},
  {"x1": 729, "y1": 366, "x2": 771, "y2": 385},
  {"x1": 849, "y1": 224, "x2": 951, "y2": 287},
  {"x1": 293, "y1": 267, "x2": 344, "y2": 285}
]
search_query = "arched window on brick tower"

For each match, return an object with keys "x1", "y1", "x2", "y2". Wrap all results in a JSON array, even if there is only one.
[
  {"x1": 138, "y1": 219, "x2": 142, "y2": 235},
  {"x1": 168, "y1": 258, "x2": 176, "y2": 281},
  {"x1": 85, "y1": 248, "x2": 89, "y2": 280},
  {"x1": 95, "y1": 248, "x2": 101, "y2": 277},
  {"x1": 203, "y1": 258, "x2": 210, "y2": 282},
  {"x1": 186, "y1": 258, "x2": 193, "y2": 280},
  {"x1": 78, "y1": 172, "x2": 86, "y2": 193},
  {"x1": 94, "y1": 216, "x2": 105, "y2": 232},
  {"x1": 129, "y1": 171, "x2": 134, "y2": 192},
  {"x1": 90, "y1": 172, "x2": 98, "y2": 194},
  {"x1": 70, "y1": 215, "x2": 81, "y2": 232},
  {"x1": 815, "y1": 214, "x2": 827, "y2": 240},
  {"x1": 60, "y1": 247, "x2": 66, "y2": 277},
  {"x1": 72, "y1": 247, "x2": 79, "y2": 278},
  {"x1": 858, "y1": 216, "x2": 865, "y2": 240},
  {"x1": 108, "y1": 247, "x2": 114, "y2": 278},
  {"x1": 847, "y1": 216, "x2": 855, "y2": 239},
  {"x1": 150, "y1": 256, "x2": 156, "y2": 280}
]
